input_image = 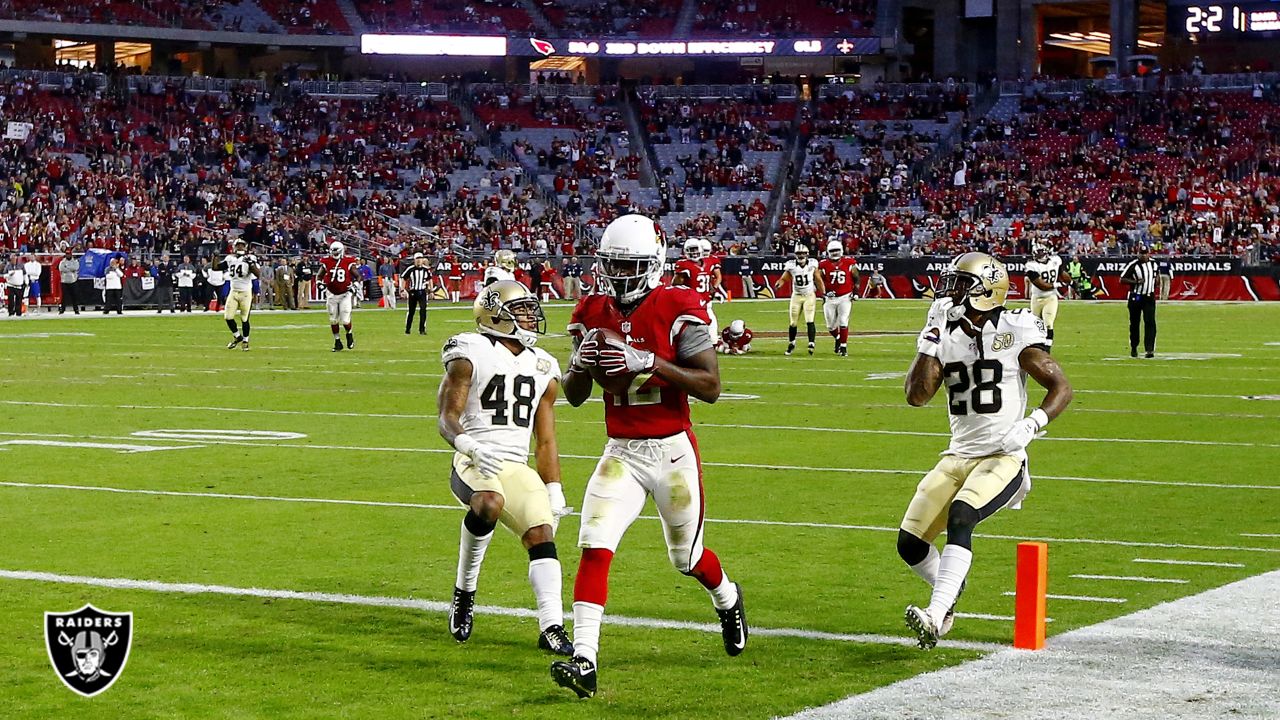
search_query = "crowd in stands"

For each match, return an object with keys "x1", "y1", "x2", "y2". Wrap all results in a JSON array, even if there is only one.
[
  {"x1": 537, "y1": 0, "x2": 678, "y2": 37},
  {"x1": 692, "y1": 0, "x2": 874, "y2": 38},
  {"x1": 357, "y1": 0, "x2": 532, "y2": 33}
]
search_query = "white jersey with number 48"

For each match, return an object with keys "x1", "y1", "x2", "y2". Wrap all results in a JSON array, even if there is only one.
[
  {"x1": 935, "y1": 309, "x2": 1049, "y2": 458},
  {"x1": 785, "y1": 258, "x2": 820, "y2": 297},
  {"x1": 442, "y1": 333, "x2": 561, "y2": 459}
]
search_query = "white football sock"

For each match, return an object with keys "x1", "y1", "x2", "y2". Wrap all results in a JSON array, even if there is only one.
[
  {"x1": 708, "y1": 574, "x2": 738, "y2": 611},
  {"x1": 572, "y1": 601, "x2": 603, "y2": 665},
  {"x1": 910, "y1": 544, "x2": 941, "y2": 586},
  {"x1": 926, "y1": 545, "x2": 972, "y2": 627},
  {"x1": 455, "y1": 520, "x2": 493, "y2": 593},
  {"x1": 528, "y1": 558, "x2": 564, "y2": 632}
]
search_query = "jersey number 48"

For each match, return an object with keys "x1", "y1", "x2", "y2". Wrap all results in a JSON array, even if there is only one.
[{"x1": 480, "y1": 374, "x2": 536, "y2": 427}]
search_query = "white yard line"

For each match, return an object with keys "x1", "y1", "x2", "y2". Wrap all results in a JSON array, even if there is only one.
[
  {"x1": 3, "y1": 480, "x2": 1279, "y2": 555},
  {"x1": 0, "y1": 429, "x2": 1274, "y2": 493},
  {"x1": 1133, "y1": 558, "x2": 1245, "y2": 568},
  {"x1": 791, "y1": 571, "x2": 1280, "y2": 720},
  {"x1": 1000, "y1": 592, "x2": 1128, "y2": 603},
  {"x1": 0, "y1": 425, "x2": 1274, "y2": 491},
  {"x1": 3, "y1": 400, "x2": 1276, "y2": 450},
  {"x1": 1240, "y1": 533, "x2": 1280, "y2": 538},
  {"x1": 0, "y1": 568, "x2": 1004, "y2": 653},
  {"x1": 1070, "y1": 574, "x2": 1190, "y2": 584}
]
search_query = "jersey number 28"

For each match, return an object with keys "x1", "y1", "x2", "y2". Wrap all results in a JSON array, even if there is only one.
[
  {"x1": 480, "y1": 374, "x2": 536, "y2": 427},
  {"x1": 943, "y1": 360, "x2": 1003, "y2": 415}
]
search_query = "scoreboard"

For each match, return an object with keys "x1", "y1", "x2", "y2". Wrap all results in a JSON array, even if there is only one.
[{"x1": 1170, "y1": 1, "x2": 1280, "y2": 37}]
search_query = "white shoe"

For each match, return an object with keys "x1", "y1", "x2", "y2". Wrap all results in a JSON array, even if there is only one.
[{"x1": 904, "y1": 605, "x2": 940, "y2": 650}]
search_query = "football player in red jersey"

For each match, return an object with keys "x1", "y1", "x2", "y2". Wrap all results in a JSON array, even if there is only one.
[
  {"x1": 719, "y1": 319, "x2": 753, "y2": 355},
  {"x1": 551, "y1": 215, "x2": 747, "y2": 699},
  {"x1": 319, "y1": 240, "x2": 360, "y2": 352},
  {"x1": 819, "y1": 240, "x2": 860, "y2": 356},
  {"x1": 672, "y1": 238, "x2": 721, "y2": 345}
]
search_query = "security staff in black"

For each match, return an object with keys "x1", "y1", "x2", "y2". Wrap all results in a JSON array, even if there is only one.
[
  {"x1": 401, "y1": 252, "x2": 433, "y2": 335},
  {"x1": 1120, "y1": 245, "x2": 1158, "y2": 358}
]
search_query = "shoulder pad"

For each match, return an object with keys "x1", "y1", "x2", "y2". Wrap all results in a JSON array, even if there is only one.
[{"x1": 442, "y1": 334, "x2": 474, "y2": 365}]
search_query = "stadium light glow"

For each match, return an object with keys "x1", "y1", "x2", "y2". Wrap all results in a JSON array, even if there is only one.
[{"x1": 360, "y1": 34, "x2": 508, "y2": 56}]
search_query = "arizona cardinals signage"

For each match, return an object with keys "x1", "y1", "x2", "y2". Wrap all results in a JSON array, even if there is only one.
[{"x1": 361, "y1": 34, "x2": 880, "y2": 57}]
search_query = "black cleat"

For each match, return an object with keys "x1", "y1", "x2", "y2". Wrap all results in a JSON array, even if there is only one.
[
  {"x1": 227, "y1": 337, "x2": 242, "y2": 350},
  {"x1": 333, "y1": 339, "x2": 344, "y2": 352},
  {"x1": 716, "y1": 583, "x2": 748, "y2": 656},
  {"x1": 448, "y1": 587, "x2": 474, "y2": 643},
  {"x1": 1144, "y1": 351, "x2": 1154, "y2": 359},
  {"x1": 241, "y1": 340, "x2": 250, "y2": 352},
  {"x1": 807, "y1": 342, "x2": 815, "y2": 355},
  {"x1": 785, "y1": 342, "x2": 795, "y2": 356},
  {"x1": 419, "y1": 329, "x2": 426, "y2": 335},
  {"x1": 551, "y1": 655, "x2": 597, "y2": 698},
  {"x1": 1130, "y1": 347, "x2": 1138, "y2": 358},
  {"x1": 838, "y1": 344, "x2": 848, "y2": 357},
  {"x1": 538, "y1": 624, "x2": 573, "y2": 656},
  {"x1": 346, "y1": 333, "x2": 355, "y2": 350}
]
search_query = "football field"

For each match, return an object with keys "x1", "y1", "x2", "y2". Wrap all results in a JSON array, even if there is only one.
[{"x1": 1, "y1": 297, "x2": 1277, "y2": 718}]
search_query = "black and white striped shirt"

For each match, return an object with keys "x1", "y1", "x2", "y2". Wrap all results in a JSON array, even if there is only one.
[
  {"x1": 1120, "y1": 257, "x2": 1157, "y2": 297},
  {"x1": 401, "y1": 265, "x2": 433, "y2": 292}
]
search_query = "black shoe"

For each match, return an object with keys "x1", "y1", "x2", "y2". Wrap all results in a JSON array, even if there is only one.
[
  {"x1": 333, "y1": 339, "x2": 344, "y2": 352},
  {"x1": 419, "y1": 329, "x2": 426, "y2": 335},
  {"x1": 785, "y1": 342, "x2": 795, "y2": 356},
  {"x1": 448, "y1": 587, "x2": 474, "y2": 643},
  {"x1": 716, "y1": 583, "x2": 748, "y2": 657},
  {"x1": 405, "y1": 329, "x2": 410, "y2": 335},
  {"x1": 807, "y1": 342, "x2": 815, "y2": 356},
  {"x1": 346, "y1": 334, "x2": 355, "y2": 350},
  {"x1": 1144, "y1": 351, "x2": 1154, "y2": 359},
  {"x1": 551, "y1": 655, "x2": 597, "y2": 699},
  {"x1": 227, "y1": 337, "x2": 242, "y2": 350},
  {"x1": 838, "y1": 345, "x2": 848, "y2": 357},
  {"x1": 1130, "y1": 347, "x2": 1138, "y2": 358},
  {"x1": 538, "y1": 624, "x2": 573, "y2": 656}
]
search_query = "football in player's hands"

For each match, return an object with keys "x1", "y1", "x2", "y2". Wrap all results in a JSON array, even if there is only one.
[{"x1": 586, "y1": 328, "x2": 646, "y2": 397}]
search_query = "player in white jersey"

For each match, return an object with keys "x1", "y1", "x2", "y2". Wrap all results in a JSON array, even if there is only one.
[
  {"x1": 899, "y1": 252, "x2": 1073, "y2": 649},
  {"x1": 219, "y1": 239, "x2": 259, "y2": 350},
  {"x1": 775, "y1": 244, "x2": 825, "y2": 356},
  {"x1": 437, "y1": 280, "x2": 574, "y2": 656},
  {"x1": 483, "y1": 249, "x2": 518, "y2": 286},
  {"x1": 1024, "y1": 243, "x2": 1063, "y2": 346}
]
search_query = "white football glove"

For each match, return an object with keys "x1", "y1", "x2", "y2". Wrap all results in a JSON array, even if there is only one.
[
  {"x1": 545, "y1": 481, "x2": 573, "y2": 532},
  {"x1": 1000, "y1": 409, "x2": 1050, "y2": 454},
  {"x1": 597, "y1": 337, "x2": 656, "y2": 377},
  {"x1": 454, "y1": 433, "x2": 519, "y2": 479},
  {"x1": 570, "y1": 332, "x2": 602, "y2": 372},
  {"x1": 917, "y1": 298, "x2": 953, "y2": 357}
]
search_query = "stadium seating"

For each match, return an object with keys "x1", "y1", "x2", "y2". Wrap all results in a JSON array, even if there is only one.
[
  {"x1": 691, "y1": 0, "x2": 875, "y2": 38},
  {"x1": 356, "y1": 0, "x2": 533, "y2": 33}
]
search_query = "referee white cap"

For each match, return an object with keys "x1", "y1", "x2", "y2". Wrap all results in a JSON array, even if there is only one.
[{"x1": 413, "y1": 252, "x2": 423, "y2": 259}]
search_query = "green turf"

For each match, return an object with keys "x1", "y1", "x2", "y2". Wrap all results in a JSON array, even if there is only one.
[{"x1": 0, "y1": 298, "x2": 1277, "y2": 718}]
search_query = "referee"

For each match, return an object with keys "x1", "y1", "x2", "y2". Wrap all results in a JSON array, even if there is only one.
[
  {"x1": 401, "y1": 253, "x2": 433, "y2": 335},
  {"x1": 1120, "y1": 245, "x2": 1157, "y2": 358}
]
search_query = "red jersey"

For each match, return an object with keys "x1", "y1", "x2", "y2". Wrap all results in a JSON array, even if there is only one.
[
  {"x1": 570, "y1": 286, "x2": 711, "y2": 440},
  {"x1": 819, "y1": 257, "x2": 860, "y2": 296},
  {"x1": 720, "y1": 326, "x2": 753, "y2": 352},
  {"x1": 320, "y1": 255, "x2": 360, "y2": 294},
  {"x1": 674, "y1": 258, "x2": 714, "y2": 302}
]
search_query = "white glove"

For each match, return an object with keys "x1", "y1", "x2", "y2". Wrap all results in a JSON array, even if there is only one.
[
  {"x1": 570, "y1": 332, "x2": 602, "y2": 372},
  {"x1": 1000, "y1": 409, "x2": 1050, "y2": 454},
  {"x1": 917, "y1": 298, "x2": 953, "y2": 357},
  {"x1": 454, "y1": 433, "x2": 518, "y2": 479},
  {"x1": 597, "y1": 337, "x2": 656, "y2": 376},
  {"x1": 545, "y1": 481, "x2": 573, "y2": 532}
]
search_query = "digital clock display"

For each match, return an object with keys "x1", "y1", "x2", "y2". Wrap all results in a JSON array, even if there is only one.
[{"x1": 1173, "y1": 2, "x2": 1280, "y2": 35}]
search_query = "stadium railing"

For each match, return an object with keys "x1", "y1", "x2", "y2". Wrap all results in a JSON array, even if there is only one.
[
  {"x1": 817, "y1": 82, "x2": 976, "y2": 99},
  {"x1": 997, "y1": 72, "x2": 1280, "y2": 97},
  {"x1": 639, "y1": 84, "x2": 799, "y2": 100}
]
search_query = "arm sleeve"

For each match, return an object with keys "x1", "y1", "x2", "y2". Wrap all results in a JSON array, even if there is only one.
[{"x1": 677, "y1": 323, "x2": 714, "y2": 358}]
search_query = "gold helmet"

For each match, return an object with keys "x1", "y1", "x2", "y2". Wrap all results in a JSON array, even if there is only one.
[
  {"x1": 494, "y1": 249, "x2": 517, "y2": 272},
  {"x1": 939, "y1": 252, "x2": 1009, "y2": 315},
  {"x1": 473, "y1": 280, "x2": 545, "y2": 347}
]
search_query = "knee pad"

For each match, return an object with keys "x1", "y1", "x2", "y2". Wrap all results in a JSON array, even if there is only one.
[
  {"x1": 669, "y1": 547, "x2": 694, "y2": 574},
  {"x1": 946, "y1": 501, "x2": 980, "y2": 550},
  {"x1": 897, "y1": 528, "x2": 931, "y2": 565}
]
